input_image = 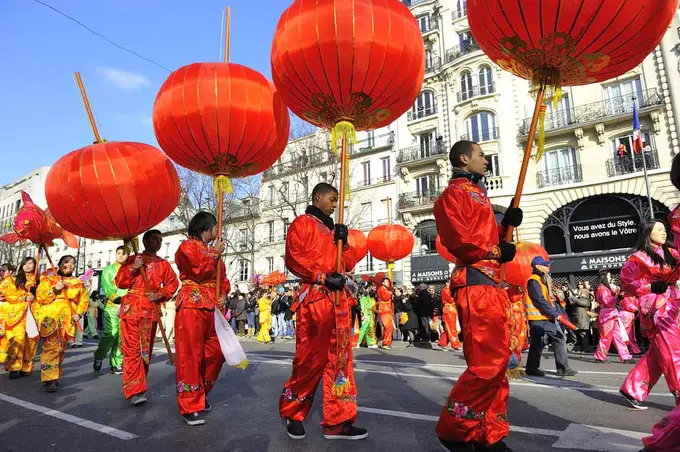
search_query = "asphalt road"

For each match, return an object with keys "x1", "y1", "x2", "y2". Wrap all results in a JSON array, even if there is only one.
[{"x1": 0, "y1": 339, "x2": 674, "y2": 452}]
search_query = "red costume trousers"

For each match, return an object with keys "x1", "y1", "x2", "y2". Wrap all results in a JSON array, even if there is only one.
[
  {"x1": 121, "y1": 316, "x2": 155, "y2": 399},
  {"x1": 380, "y1": 312, "x2": 393, "y2": 347},
  {"x1": 175, "y1": 307, "x2": 224, "y2": 415},
  {"x1": 436, "y1": 286, "x2": 510, "y2": 446},
  {"x1": 279, "y1": 293, "x2": 357, "y2": 428},
  {"x1": 440, "y1": 309, "x2": 461, "y2": 349}
]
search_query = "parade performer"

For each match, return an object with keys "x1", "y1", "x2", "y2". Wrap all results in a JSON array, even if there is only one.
[
  {"x1": 377, "y1": 278, "x2": 393, "y2": 350},
  {"x1": 638, "y1": 406, "x2": 680, "y2": 451},
  {"x1": 619, "y1": 220, "x2": 680, "y2": 410},
  {"x1": 93, "y1": 246, "x2": 128, "y2": 374},
  {"x1": 438, "y1": 284, "x2": 462, "y2": 351},
  {"x1": 36, "y1": 255, "x2": 88, "y2": 392},
  {"x1": 506, "y1": 285, "x2": 528, "y2": 379},
  {"x1": 619, "y1": 293, "x2": 642, "y2": 355},
  {"x1": 257, "y1": 289, "x2": 273, "y2": 344},
  {"x1": 279, "y1": 183, "x2": 367, "y2": 441},
  {"x1": 0, "y1": 257, "x2": 39, "y2": 378},
  {"x1": 174, "y1": 212, "x2": 230, "y2": 426},
  {"x1": 594, "y1": 269, "x2": 632, "y2": 363},
  {"x1": 433, "y1": 141, "x2": 522, "y2": 451},
  {"x1": 357, "y1": 287, "x2": 377, "y2": 348},
  {"x1": 116, "y1": 230, "x2": 179, "y2": 406}
]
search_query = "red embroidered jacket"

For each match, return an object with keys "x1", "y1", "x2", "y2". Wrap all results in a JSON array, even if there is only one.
[
  {"x1": 115, "y1": 253, "x2": 179, "y2": 319},
  {"x1": 175, "y1": 238, "x2": 230, "y2": 311}
]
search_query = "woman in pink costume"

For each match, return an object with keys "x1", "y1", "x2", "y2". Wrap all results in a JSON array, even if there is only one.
[
  {"x1": 594, "y1": 269, "x2": 632, "y2": 363},
  {"x1": 619, "y1": 220, "x2": 680, "y2": 410},
  {"x1": 638, "y1": 405, "x2": 680, "y2": 451},
  {"x1": 619, "y1": 292, "x2": 642, "y2": 355}
]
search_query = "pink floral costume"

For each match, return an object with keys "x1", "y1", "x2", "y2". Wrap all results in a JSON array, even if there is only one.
[
  {"x1": 594, "y1": 284, "x2": 632, "y2": 362},
  {"x1": 619, "y1": 294, "x2": 642, "y2": 355},
  {"x1": 641, "y1": 405, "x2": 680, "y2": 451},
  {"x1": 620, "y1": 248, "x2": 680, "y2": 406}
]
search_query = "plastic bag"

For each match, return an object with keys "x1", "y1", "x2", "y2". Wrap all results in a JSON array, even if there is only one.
[
  {"x1": 25, "y1": 308, "x2": 39, "y2": 339},
  {"x1": 214, "y1": 309, "x2": 248, "y2": 370},
  {"x1": 399, "y1": 312, "x2": 408, "y2": 325}
]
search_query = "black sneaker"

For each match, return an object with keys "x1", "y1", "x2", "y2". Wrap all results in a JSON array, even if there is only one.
[
  {"x1": 183, "y1": 412, "x2": 205, "y2": 426},
  {"x1": 44, "y1": 380, "x2": 58, "y2": 393},
  {"x1": 620, "y1": 390, "x2": 647, "y2": 410},
  {"x1": 110, "y1": 366, "x2": 123, "y2": 375},
  {"x1": 9, "y1": 371, "x2": 19, "y2": 379},
  {"x1": 203, "y1": 400, "x2": 212, "y2": 412},
  {"x1": 19, "y1": 371, "x2": 31, "y2": 377},
  {"x1": 286, "y1": 419, "x2": 306, "y2": 439},
  {"x1": 323, "y1": 423, "x2": 368, "y2": 440},
  {"x1": 437, "y1": 437, "x2": 475, "y2": 451},
  {"x1": 557, "y1": 368, "x2": 578, "y2": 377},
  {"x1": 476, "y1": 441, "x2": 515, "y2": 451},
  {"x1": 525, "y1": 368, "x2": 545, "y2": 377},
  {"x1": 93, "y1": 358, "x2": 103, "y2": 372}
]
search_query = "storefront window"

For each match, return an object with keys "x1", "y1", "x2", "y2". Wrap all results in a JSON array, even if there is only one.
[{"x1": 415, "y1": 220, "x2": 437, "y2": 255}]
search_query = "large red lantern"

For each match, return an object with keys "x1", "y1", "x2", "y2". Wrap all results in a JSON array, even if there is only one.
[
  {"x1": 153, "y1": 62, "x2": 290, "y2": 186},
  {"x1": 367, "y1": 224, "x2": 414, "y2": 280},
  {"x1": 347, "y1": 229, "x2": 368, "y2": 263},
  {"x1": 46, "y1": 142, "x2": 180, "y2": 241},
  {"x1": 435, "y1": 235, "x2": 455, "y2": 264},
  {"x1": 504, "y1": 242, "x2": 549, "y2": 287}
]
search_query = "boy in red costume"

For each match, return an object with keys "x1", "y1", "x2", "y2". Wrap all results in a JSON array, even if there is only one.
[
  {"x1": 377, "y1": 277, "x2": 393, "y2": 350},
  {"x1": 116, "y1": 230, "x2": 179, "y2": 406},
  {"x1": 279, "y1": 183, "x2": 367, "y2": 441},
  {"x1": 434, "y1": 141, "x2": 522, "y2": 452}
]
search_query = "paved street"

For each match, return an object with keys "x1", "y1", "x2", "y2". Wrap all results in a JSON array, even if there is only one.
[{"x1": 0, "y1": 340, "x2": 673, "y2": 452}]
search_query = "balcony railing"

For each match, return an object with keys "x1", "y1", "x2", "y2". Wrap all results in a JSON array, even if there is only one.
[
  {"x1": 536, "y1": 165, "x2": 583, "y2": 189},
  {"x1": 396, "y1": 142, "x2": 447, "y2": 164},
  {"x1": 398, "y1": 188, "x2": 444, "y2": 210},
  {"x1": 425, "y1": 56, "x2": 441, "y2": 74},
  {"x1": 407, "y1": 105, "x2": 437, "y2": 122},
  {"x1": 460, "y1": 127, "x2": 500, "y2": 142},
  {"x1": 452, "y1": 2, "x2": 467, "y2": 19},
  {"x1": 421, "y1": 19, "x2": 439, "y2": 34},
  {"x1": 457, "y1": 83, "x2": 496, "y2": 102},
  {"x1": 350, "y1": 132, "x2": 394, "y2": 156},
  {"x1": 606, "y1": 149, "x2": 660, "y2": 177},
  {"x1": 486, "y1": 176, "x2": 504, "y2": 192},
  {"x1": 224, "y1": 200, "x2": 260, "y2": 223},
  {"x1": 444, "y1": 39, "x2": 480, "y2": 65},
  {"x1": 519, "y1": 88, "x2": 664, "y2": 136},
  {"x1": 355, "y1": 176, "x2": 393, "y2": 188},
  {"x1": 262, "y1": 151, "x2": 334, "y2": 181}
]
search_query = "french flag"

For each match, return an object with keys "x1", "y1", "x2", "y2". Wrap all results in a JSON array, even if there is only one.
[{"x1": 633, "y1": 100, "x2": 643, "y2": 155}]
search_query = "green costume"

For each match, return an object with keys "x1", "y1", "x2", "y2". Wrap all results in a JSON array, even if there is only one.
[
  {"x1": 358, "y1": 295, "x2": 377, "y2": 347},
  {"x1": 93, "y1": 262, "x2": 127, "y2": 368}
]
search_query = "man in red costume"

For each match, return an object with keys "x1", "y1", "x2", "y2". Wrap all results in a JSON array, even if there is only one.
[
  {"x1": 116, "y1": 230, "x2": 179, "y2": 406},
  {"x1": 439, "y1": 284, "x2": 462, "y2": 350},
  {"x1": 280, "y1": 182, "x2": 367, "y2": 441},
  {"x1": 434, "y1": 141, "x2": 522, "y2": 452},
  {"x1": 377, "y1": 277, "x2": 393, "y2": 350}
]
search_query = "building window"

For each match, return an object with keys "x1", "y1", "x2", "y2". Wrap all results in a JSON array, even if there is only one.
[
  {"x1": 418, "y1": 131, "x2": 436, "y2": 157},
  {"x1": 267, "y1": 221, "x2": 275, "y2": 243},
  {"x1": 280, "y1": 182, "x2": 289, "y2": 200},
  {"x1": 366, "y1": 253, "x2": 375, "y2": 272},
  {"x1": 609, "y1": 132, "x2": 657, "y2": 175},
  {"x1": 545, "y1": 94, "x2": 572, "y2": 129},
  {"x1": 411, "y1": 91, "x2": 436, "y2": 119},
  {"x1": 281, "y1": 255, "x2": 289, "y2": 275},
  {"x1": 299, "y1": 176, "x2": 309, "y2": 199},
  {"x1": 603, "y1": 77, "x2": 643, "y2": 115},
  {"x1": 362, "y1": 162, "x2": 371, "y2": 185},
  {"x1": 14, "y1": 200, "x2": 20, "y2": 213},
  {"x1": 267, "y1": 257, "x2": 274, "y2": 273},
  {"x1": 466, "y1": 112, "x2": 497, "y2": 142},
  {"x1": 238, "y1": 228, "x2": 248, "y2": 250},
  {"x1": 486, "y1": 154, "x2": 500, "y2": 177},
  {"x1": 425, "y1": 49, "x2": 434, "y2": 71},
  {"x1": 320, "y1": 171, "x2": 328, "y2": 183},
  {"x1": 381, "y1": 157, "x2": 391, "y2": 182},
  {"x1": 283, "y1": 219, "x2": 290, "y2": 240},
  {"x1": 367, "y1": 131, "x2": 375, "y2": 148},
  {"x1": 416, "y1": 175, "x2": 436, "y2": 197},
  {"x1": 415, "y1": 220, "x2": 437, "y2": 255},
  {"x1": 267, "y1": 185, "x2": 275, "y2": 204},
  {"x1": 164, "y1": 243, "x2": 170, "y2": 259},
  {"x1": 460, "y1": 71, "x2": 473, "y2": 101},
  {"x1": 360, "y1": 202, "x2": 372, "y2": 228},
  {"x1": 537, "y1": 148, "x2": 581, "y2": 188},
  {"x1": 416, "y1": 15, "x2": 430, "y2": 32},
  {"x1": 238, "y1": 260, "x2": 249, "y2": 282},
  {"x1": 479, "y1": 66, "x2": 494, "y2": 95}
]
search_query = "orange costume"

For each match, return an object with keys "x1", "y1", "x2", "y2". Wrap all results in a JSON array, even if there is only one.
[
  {"x1": 377, "y1": 285, "x2": 393, "y2": 348},
  {"x1": 506, "y1": 285, "x2": 528, "y2": 378},
  {"x1": 174, "y1": 238, "x2": 230, "y2": 415},
  {"x1": 0, "y1": 274, "x2": 39, "y2": 373},
  {"x1": 279, "y1": 210, "x2": 360, "y2": 430},
  {"x1": 115, "y1": 253, "x2": 179, "y2": 400},
  {"x1": 434, "y1": 176, "x2": 511, "y2": 447},
  {"x1": 439, "y1": 286, "x2": 462, "y2": 350}
]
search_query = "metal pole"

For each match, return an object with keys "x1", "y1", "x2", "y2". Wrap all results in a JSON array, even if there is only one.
[{"x1": 641, "y1": 149, "x2": 655, "y2": 219}]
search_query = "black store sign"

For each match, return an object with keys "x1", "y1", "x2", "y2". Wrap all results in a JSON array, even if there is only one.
[
  {"x1": 551, "y1": 250, "x2": 633, "y2": 274},
  {"x1": 570, "y1": 217, "x2": 638, "y2": 253},
  {"x1": 410, "y1": 254, "x2": 450, "y2": 283},
  {"x1": 411, "y1": 269, "x2": 450, "y2": 283}
]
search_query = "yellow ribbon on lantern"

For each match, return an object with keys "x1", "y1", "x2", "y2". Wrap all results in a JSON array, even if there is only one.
[
  {"x1": 535, "y1": 105, "x2": 547, "y2": 163},
  {"x1": 213, "y1": 175, "x2": 233, "y2": 195}
]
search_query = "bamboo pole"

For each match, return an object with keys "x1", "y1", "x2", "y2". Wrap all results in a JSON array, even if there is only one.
[
  {"x1": 335, "y1": 134, "x2": 349, "y2": 305},
  {"x1": 74, "y1": 72, "x2": 103, "y2": 143},
  {"x1": 386, "y1": 197, "x2": 393, "y2": 281}
]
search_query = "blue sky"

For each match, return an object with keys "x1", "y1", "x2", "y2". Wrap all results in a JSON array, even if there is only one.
[{"x1": 0, "y1": 0, "x2": 289, "y2": 185}]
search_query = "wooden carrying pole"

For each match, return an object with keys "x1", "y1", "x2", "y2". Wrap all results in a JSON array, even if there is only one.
[
  {"x1": 335, "y1": 134, "x2": 350, "y2": 305},
  {"x1": 386, "y1": 197, "x2": 394, "y2": 281},
  {"x1": 75, "y1": 72, "x2": 102, "y2": 144}
]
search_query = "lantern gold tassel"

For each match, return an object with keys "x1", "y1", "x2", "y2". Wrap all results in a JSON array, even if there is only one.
[
  {"x1": 535, "y1": 105, "x2": 547, "y2": 163},
  {"x1": 331, "y1": 121, "x2": 357, "y2": 156},
  {"x1": 387, "y1": 262, "x2": 395, "y2": 281},
  {"x1": 213, "y1": 175, "x2": 232, "y2": 195}
]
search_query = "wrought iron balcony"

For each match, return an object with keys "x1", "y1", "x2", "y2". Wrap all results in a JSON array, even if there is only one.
[
  {"x1": 398, "y1": 188, "x2": 444, "y2": 210},
  {"x1": 262, "y1": 151, "x2": 334, "y2": 181},
  {"x1": 536, "y1": 165, "x2": 583, "y2": 189},
  {"x1": 452, "y1": 2, "x2": 467, "y2": 19},
  {"x1": 421, "y1": 18, "x2": 439, "y2": 34},
  {"x1": 355, "y1": 176, "x2": 393, "y2": 188},
  {"x1": 350, "y1": 132, "x2": 394, "y2": 156},
  {"x1": 459, "y1": 127, "x2": 500, "y2": 143},
  {"x1": 606, "y1": 149, "x2": 660, "y2": 178},
  {"x1": 519, "y1": 88, "x2": 664, "y2": 136},
  {"x1": 396, "y1": 142, "x2": 447, "y2": 164},
  {"x1": 444, "y1": 39, "x2": 480, "y2": 65},
  {"x1": 425, "y1": 56, "x2": 441, "y2": 74},
  {"x1": 224, "y1": 200, "x2": 260, "y2": 224},
  {"x1": 457, "y1": 83, "x2": 496, "y2": 103},
  {"x1": 407, "y1": 105, "x2": 437, "y2": 122}
]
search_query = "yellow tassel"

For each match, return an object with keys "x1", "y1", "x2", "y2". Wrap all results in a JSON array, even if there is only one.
[
  {"x1": 331, "y1": 120, "x2": 357, "y2": 156},
  {"x1": 344, "y1": 152, "x2": 351, "y2": 199},
  {"x1": 553, "y1": 86, "x2": 563, "y2": 109},
  {"x1": 535, "y1": 105, "x2": 547, "y2": 163},
  {"x1": 213, "y1": 175, "x2": 232, "y2": 195},
  {"x1": 506, "y1": 367, "x2": 525, "y2": 380},
  {"x1": 387, "y1": 262, "x2": 395, "y2": 281},
  {"x1": 234, "y1": 359, "x2": 249, "y2": 370}
]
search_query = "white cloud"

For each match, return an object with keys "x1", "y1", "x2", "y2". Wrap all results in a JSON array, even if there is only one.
[{"x1": 97, "y1": 67, "x2": 151, "y2": 91}]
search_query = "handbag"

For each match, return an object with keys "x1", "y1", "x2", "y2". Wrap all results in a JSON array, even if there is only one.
[{"x1": 399, "y1": 312, "x2": 408, "y2": 325}]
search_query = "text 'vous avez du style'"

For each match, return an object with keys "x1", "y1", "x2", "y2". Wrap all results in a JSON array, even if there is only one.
[{"x1": 571, "y1": 219, "x2": 637, "y2": 241}]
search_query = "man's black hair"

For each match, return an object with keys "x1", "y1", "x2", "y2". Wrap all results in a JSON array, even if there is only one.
[
  {"x1": 311, "y1": 183, "x2": 338, "y2": 203},
  {"x1": 143, "y1": 229, "x2": 162, "y2": 243},
  {"x1": 449, "y1": 140, "x2": 476, "y2": 168},
  {"x1": 188, "y1": 211, "x2": 218, "y2": 239},
  {"x1": 116, "y1": 245, "x2": 127, "y2": 254}
]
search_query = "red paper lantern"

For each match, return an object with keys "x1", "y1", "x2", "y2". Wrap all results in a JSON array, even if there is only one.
[
  {"x1": 504, "y1": 242, "x2": 550, "y2": 287},
  {"x1": 435, "y1": 235, "x2": 455, "y2": 264},
  {"x1": 153, "y1": 63, "x2": 290, "y2": 183},
  {"x1": 367, "y1": 224, "x2": 414, "y2": 265},
  {"x1": 45, "y1": 142, "x2": 180, "y2": 241},
  {"x1": 270, "y1": 0, "x2": 424, "y2": 131},
  {"x1": 469, "y1": 0, "x2": 678, "y2": 86},
  {"x1": 347, "y1": 229, "x2": 368, "y2": 262}
]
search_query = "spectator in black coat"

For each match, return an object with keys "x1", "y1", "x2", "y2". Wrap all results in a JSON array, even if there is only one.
[{"x1": 399, "y1": 287, "x2": 419, "y2": 347}]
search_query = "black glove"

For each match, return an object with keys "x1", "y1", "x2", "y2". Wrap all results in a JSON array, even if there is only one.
[
  {"x1": 113, "y1": 297, "x2": 122, "y2": 305},
  {"x1": 501, "y1": 199, "x2": 523, "y2": 228},
  {"x1": 498, "y1": 241, "x2": 516, "y2": 263},
  {"x1": 650, "y1": 282, "x2": 668, "y2": 294},
  {"x1": 334, "y1": 223, "x2": 348, "y2": 243},
  {"x1": 324, "y1": 273, "x2": 346, "y2": 291}
]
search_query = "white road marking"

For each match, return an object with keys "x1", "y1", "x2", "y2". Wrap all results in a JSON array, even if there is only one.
[{"x1": 0, "y1": 394, "x2": 137, "y2": 440}]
